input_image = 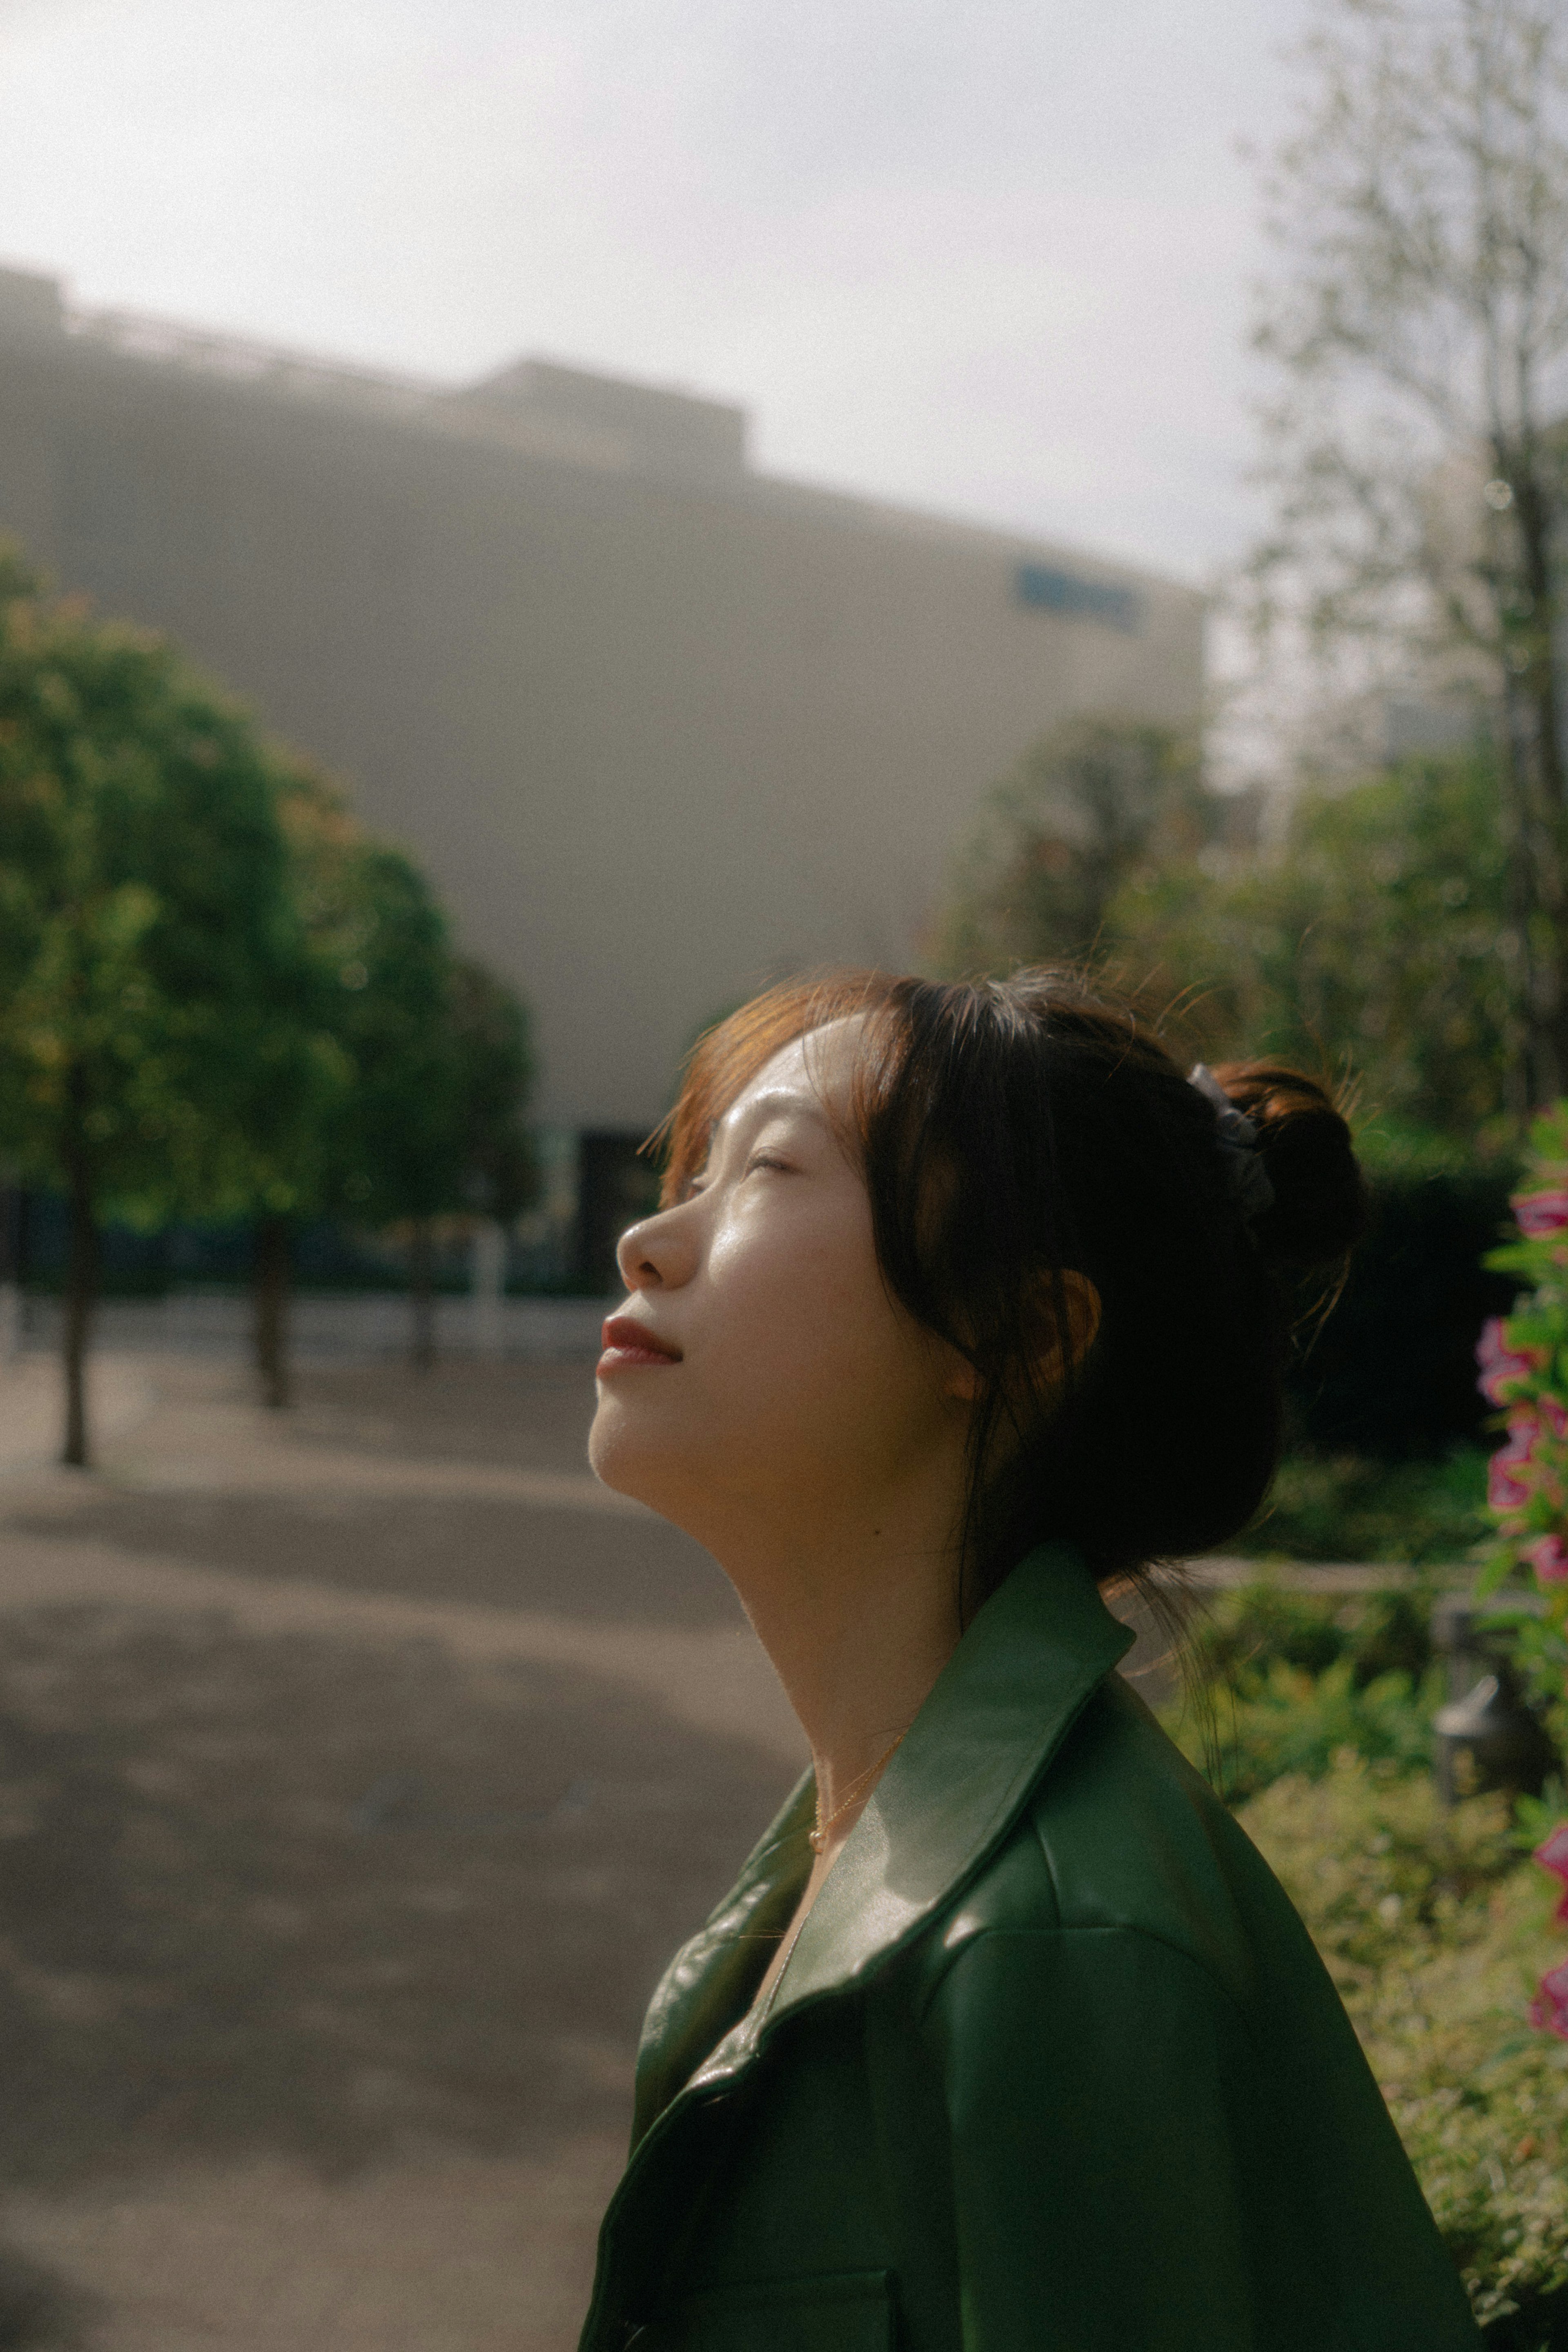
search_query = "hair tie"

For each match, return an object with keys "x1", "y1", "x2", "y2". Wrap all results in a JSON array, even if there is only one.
[{"x1": 1189, "y1": 1064, "x2": 1276, "y2": 1224}]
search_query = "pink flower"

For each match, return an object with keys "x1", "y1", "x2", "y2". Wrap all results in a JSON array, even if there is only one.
[
  {"x1": 1477, "y1": 1316, "x2": 1545, "y2": 1405},
  {"x1": 1529, "y1": 1956, "x2": 1568, "y2": 2040},
  {"x1": 1535, "y1": 1826, "x2": 1568, "y2": 1923},
  {"x1": 1544, "y1": 1396, "x2": 1568, "y2": 1440},
  {"x1": 1523, "y1": 1533, "x2": 1568, "y2": 1585},
  {"x1": 1513, "y1": 1186, "x2": 1568, "y2": 1236},
  {"x1": 1490, "y1": 1418, "x2": 1539, "y2": 1512},
  {"x1": 1535, "y1": 1824, "x2": 1568, "y2": 1887}
]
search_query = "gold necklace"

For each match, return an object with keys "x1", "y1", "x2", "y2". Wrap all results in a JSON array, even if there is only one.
[{"x1": 808, "y1": 1730, "x2": 909, "y2": 1855}]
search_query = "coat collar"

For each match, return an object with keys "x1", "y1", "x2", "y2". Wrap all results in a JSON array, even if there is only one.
[{"x1": 640, "y1": 1543, "x2": 1134, "y2": 2129}]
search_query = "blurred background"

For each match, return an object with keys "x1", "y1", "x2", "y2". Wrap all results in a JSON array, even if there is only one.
[{"x1": 0, "y1": 1, "x2": 1566, "y2": 2345}]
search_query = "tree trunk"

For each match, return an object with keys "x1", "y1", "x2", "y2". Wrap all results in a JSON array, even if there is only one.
[
  {"x1": 1495, "y1": 453, "x2": 1567, "y2": 1112},
  {"x1": 0, "y1": 1178, "x2": 22, "y2": 1368},
  {"x1": 61, "y1": 1072, "x2": 97, "y2": 1469},
  {"x1": 1498, "y1": 672, "x2": 1550, "y2": 1115},
  {"x1": 409, "y1": 1218, "x2": 436, "y2": 1373},
  {"x1": 253, "y1": 1215, "x2": 292, "y2": 1410},
  {"x1": 1515, "y1": 468, "x2": 1564, "y2": 811},
  {"x1": 1520, "y1": 492, "x2": 1568, "y2": 1102}
]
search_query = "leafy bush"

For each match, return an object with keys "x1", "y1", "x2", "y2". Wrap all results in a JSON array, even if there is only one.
[
  {"x1": 1194, "y1": 1658, "x2": 1442, "y2": 1805},
  {"x1": 1172, "y1": 1582, "x2": 1441, "y2": 1805},
  {"x1": 1177, "y1": 1586, "x2": 1568, "y2": 2336},
  {"x1": 1241, "y1": 1762, "x2": 1568, "y2": 2344},
  {"x1": 1188, "y1": 1581, "x2": 1436, "y2": 1685},
  {"x1": 1248, "y1": 1447, "x2": 1491, "y2": 1564}
]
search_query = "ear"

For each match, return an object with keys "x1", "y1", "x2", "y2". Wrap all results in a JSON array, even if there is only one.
[
  {"x1": 1038, "y1": 1269, "x2": 1101, "y2": 1384},
  {"x1": 937, "y1": 1270, "x2": 1101, "y2": 1407}
]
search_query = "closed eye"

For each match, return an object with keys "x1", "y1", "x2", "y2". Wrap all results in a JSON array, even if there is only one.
[{"x1": 683, "y1": 1153, "x2": 788, "y2": 1195}]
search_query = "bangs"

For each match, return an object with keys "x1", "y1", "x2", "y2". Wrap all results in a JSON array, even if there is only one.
[{"x1": 653, "y1": 969, "x2": 898, "y2": 1204}]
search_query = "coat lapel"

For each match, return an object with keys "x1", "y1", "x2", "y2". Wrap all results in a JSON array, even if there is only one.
[
  {"x1": 629, "y1": 1770, "x2": 814, "y2": 2145},
  {"x1": 663, "y1": 1544, "x2": 1134, "y2": 2108}
]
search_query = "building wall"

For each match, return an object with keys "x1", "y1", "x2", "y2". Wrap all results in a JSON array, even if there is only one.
[{"x1": 0, "y1": 268, "x2": 1205, "y2": 1133}]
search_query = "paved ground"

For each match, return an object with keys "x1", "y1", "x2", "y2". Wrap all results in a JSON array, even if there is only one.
[{"x1": 0, "y1": 1349, "x2": 807, "y2": 2352}]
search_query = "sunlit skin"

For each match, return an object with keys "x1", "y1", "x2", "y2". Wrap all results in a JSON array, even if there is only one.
[{"x1": 589, "y1": 1018, "x2": 1098, "y2": 2008}]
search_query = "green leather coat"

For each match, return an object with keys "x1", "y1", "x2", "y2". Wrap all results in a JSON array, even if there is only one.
[{"x1": 579, "y1": 1546, "x2": 1482, "y2": 2351}]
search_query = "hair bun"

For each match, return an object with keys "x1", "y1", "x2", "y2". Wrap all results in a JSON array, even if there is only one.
[{"x1": 1207, "y1": 1062, "x2": 1368, "y2": 1272}]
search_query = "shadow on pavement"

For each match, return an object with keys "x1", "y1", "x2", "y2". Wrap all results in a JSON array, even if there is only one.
[
  {"x1": 15, "y1": 1492, "x2": 744, "y2": 1629},
  {"x1": 0, "y1": 1603, "x2": 789, "y2": 2187}
]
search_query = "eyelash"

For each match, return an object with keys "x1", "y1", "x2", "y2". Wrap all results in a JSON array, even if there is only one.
[{"x1": 685, "y1": 1151, "x2": 790, "y2": 1199}]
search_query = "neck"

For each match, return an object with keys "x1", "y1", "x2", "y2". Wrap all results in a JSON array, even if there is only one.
[{"x1": 695, "y1": 1485, "x2": 966, "y2": 1816}]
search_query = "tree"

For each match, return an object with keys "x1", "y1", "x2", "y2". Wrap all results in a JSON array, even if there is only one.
[
  {"x1": 416, "y1": 956, "x2": 536, "y2": 1371},
  {"x1": 261, "y1": 777, "x2": 536, "y2": 1389},
  {"x1": 0, "y1": 549, "x2": 325, "y2": 1461},
  {"x1": 1110, "y1": 750, "x2": 1515, "y2": 1146},
  {"x1": 931, "y1": 718, "x2": 1216, "y2": 976},
  {"x1": 1249, "y1": 0, "x2": 1568, "y2": 1111},
  {"x1": 935, "y1": 725, "x2": 1515, "y2": 1150},
  {"x1": 236, "y1": 776, "x2": 454, "y2": 1405}
]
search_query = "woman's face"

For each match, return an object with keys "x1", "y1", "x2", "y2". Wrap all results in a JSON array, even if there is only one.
[{"x1": 588, "y1": 1020, "x2": 973, "y2": 1543}]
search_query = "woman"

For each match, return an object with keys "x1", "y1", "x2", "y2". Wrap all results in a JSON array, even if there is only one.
[{"x1": 579, "y1": 968, "x2": 1481, "y2": 2351}]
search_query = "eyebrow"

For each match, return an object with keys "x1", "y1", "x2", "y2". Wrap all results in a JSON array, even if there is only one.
[
  {"x1": 721, "y1": 1087, "x2": 832, "y2": 1133},
  {"x1": 693, "y1": 1090, "x2": 832, "y2": 1176}
]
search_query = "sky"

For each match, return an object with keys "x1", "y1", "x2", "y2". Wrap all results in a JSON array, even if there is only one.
[{"x1": 0, "y1": 0, "x2": 1308, "y2": 587}]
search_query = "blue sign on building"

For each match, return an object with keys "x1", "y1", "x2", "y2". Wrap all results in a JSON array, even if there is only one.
[{"x1": 1015, "y1": 563, "x2": 1140, "y2": 632}]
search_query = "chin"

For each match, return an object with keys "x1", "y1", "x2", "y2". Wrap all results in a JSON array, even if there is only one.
[
  {"x1": 588, "y1": 1387, "x2": 734, "y2": 1543},
  {"x1": 589, "y1": 1390, "x2": 680, "y2": 1511}
]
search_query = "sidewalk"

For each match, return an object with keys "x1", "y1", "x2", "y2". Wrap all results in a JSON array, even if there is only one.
[{"x1": 0, "y1": 1351, "x2": 158, "y2": 1474}]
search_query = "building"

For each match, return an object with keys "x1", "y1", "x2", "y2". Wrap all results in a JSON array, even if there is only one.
[{"x1": 0, "y1": 263, "x2": 1204, "y2": 1278}]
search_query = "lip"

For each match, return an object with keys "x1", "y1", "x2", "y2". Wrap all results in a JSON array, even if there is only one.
[{"x1": 597, "y1": 1313, "x2": 683, "y2": 1374}]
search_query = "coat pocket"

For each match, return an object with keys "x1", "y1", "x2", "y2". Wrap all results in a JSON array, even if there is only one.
[{"x1": 635, "y1": 2265, "x2": 895, "y2": 2351}]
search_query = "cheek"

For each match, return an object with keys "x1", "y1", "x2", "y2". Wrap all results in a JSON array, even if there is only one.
[
  {"x1": 698, "y1": 1203, "x2": 935, "y2": 1458},
  {"x1": 706, "y1": 1210, "x2": 864, "y2": 1356}
]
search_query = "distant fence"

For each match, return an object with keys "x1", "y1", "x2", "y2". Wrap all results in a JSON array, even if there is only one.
[{"x1": 12, "y1": 1290, "x2": 611, "y2": 1363}]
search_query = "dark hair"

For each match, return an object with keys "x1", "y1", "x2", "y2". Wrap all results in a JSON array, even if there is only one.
[{"x1": 657, "y1": 967, "x2": 1367, "y2": 1621}]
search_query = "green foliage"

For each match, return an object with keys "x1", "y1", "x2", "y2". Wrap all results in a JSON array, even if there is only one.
[
  {"x1": 1110, "y1": 749, "x2": 1514, "y2": 1143},
  {"x1": 262, "y1": 771, "x2": 537, "y2": 1232},
  {"x1": 932, "y1": 717, "x2": 1211, "y2": 974},
  {"x1": 1181, "y1": 1653, "x2": 1442, "y2": 1806},
  {"x1": 1241, "y1": 1763, "x2": 1568, "y2": 2341},
  {"x1": 448, "y1": 956, "x2": 537, "y2": 1224},
  {"x1": 0, "y1": 537, "x2": 540, "y2": 1424},
  {"x1": 1247, "y1": 1447, "x2": 1491, "y2": 1565},
  {"x1": 1189, "y1": 1578, "x2": 1437, "y2": 1686},
  {"x1": 1174, "y1": 1583, "x2": 1568, "y2": 2336},
  {"x1": 0, "y1": 551, "x2": 338, "y2": 1224},
  {"x1": 287, "y1": 779, "x2": 459, "y2": 1225},
  {"x1": 1172, "y1": 1581, "x2": 1441, "y2": 1805},
  {"x1": 938, "y1": 736, "x2": 1516, "y2": 1151}
]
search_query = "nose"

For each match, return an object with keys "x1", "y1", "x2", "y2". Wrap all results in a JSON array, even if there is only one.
[{"x1": 615, "y1": 1200, "x2": 696, "y2": 1293}]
